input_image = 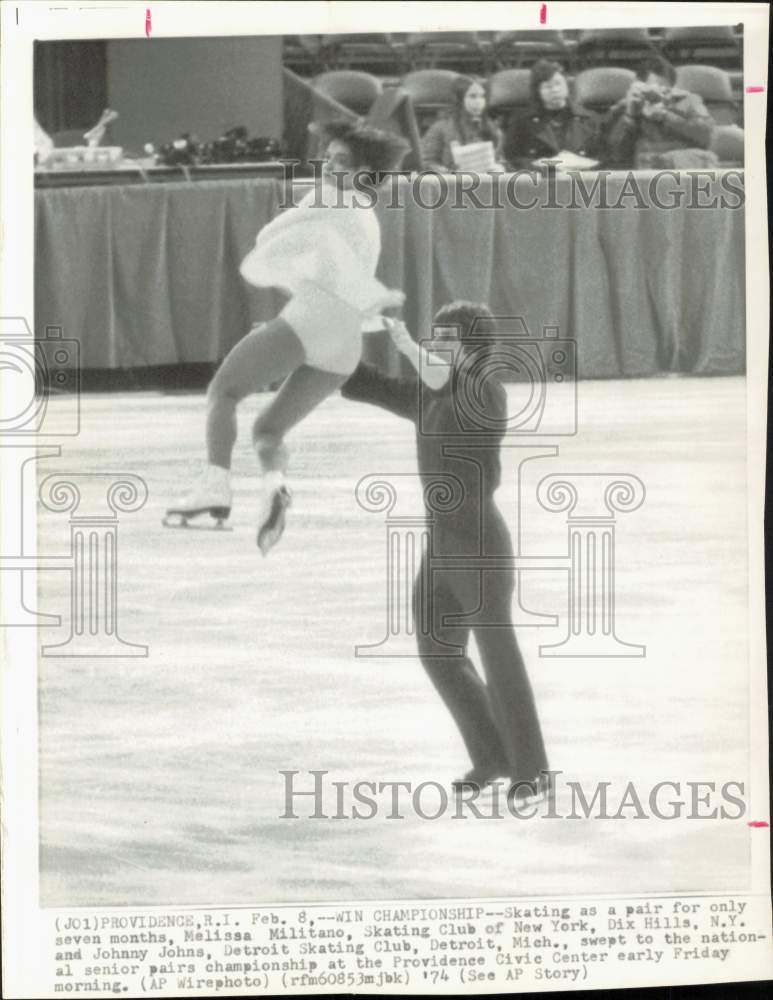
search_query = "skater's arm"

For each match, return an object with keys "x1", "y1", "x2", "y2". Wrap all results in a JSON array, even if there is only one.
[
  {"x1": 387, "y1": 319, "x2": 452, "y2": 391},
  {"x1": 340, "y1": 363, "x2": 419, "y2": 422},
  {"x1": 340, "y1": 319, "x2": 450, "y2": 420}
]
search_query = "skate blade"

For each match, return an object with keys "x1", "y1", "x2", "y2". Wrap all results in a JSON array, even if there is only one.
[
  {"x1": 162, "y1": 507, "x2": 232, "y2": 531},
  {"x1": 257, "y1": 488, "x2": 291, "y2": 556},
  {"x1": 507, "y1": 778, "x2": 555, "y2": 810}
]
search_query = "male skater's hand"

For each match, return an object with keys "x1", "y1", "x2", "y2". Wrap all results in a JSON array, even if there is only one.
[
  {"x1": 385, "y1": 317, "x2": 450, "y2": 389},
  {"x1": 385, "y1": 317, "x2": 413, "y2": 354}
]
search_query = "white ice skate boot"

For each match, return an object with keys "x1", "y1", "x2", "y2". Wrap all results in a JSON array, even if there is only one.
[
  {"x1": 163, "y1": 464, "x2": 232, "y2": 529},
  {"x1": 256, "y1": 471, "x2": 292, "y2": 556}
]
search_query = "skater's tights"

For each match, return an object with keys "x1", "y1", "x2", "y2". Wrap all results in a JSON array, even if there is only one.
[{"x1": 206, "y1": 318, "x2": 346, "y2": 471}]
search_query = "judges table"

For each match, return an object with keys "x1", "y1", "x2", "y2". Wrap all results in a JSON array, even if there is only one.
[{"x1": 34, "y1": 171, "x2": 745, "y2": 377}]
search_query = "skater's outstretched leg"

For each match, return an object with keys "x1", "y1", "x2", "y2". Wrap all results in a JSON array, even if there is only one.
[
  {"x1": 253, "y1": 364, "x2": 347, "y2": 554},
  {"x1": 165, "y1": 318, "x2": 304, "y2": 527},
  {"x1": 206, "y1": 318, "x2": 305, "y2": 469}
]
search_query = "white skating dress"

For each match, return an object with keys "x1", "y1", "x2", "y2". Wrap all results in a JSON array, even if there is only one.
[{"x1": 240, "y1": 182, "x2": 403, "y2": 376}]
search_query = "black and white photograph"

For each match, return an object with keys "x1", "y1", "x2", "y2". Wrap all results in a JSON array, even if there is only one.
[{"x1": 1, "y1": 2, "x2": 771, "y2": 997}]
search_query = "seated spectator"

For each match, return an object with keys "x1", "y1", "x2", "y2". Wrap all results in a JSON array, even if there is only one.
[
  {"x1": 503, "y1": 60, "x2": 603, "y2": 170},
  {"x1": 421, "y1": 76, "x2": 504, "y2": 172},
  {"x1": 606, "y1": 54, "x2": 716, "y2": 168}
]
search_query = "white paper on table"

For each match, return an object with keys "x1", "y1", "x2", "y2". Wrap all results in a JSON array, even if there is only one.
[
  {"x1": 451, "y1": 139, "x2": 496, "y2": 171},
  {"x1": 532, "y1": 149, "x2": 600, "y2": 170}
]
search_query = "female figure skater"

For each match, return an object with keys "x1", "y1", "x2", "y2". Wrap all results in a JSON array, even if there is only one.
[
  {"x1": 420, "y1": 76, "x2": 504, "y2": 172},
  {"x1": 166, "y1": 120, "x2": 408, "y2": 553},
  {"x1": 341, "y1": 304, "x2": 550, "y2": 803}
]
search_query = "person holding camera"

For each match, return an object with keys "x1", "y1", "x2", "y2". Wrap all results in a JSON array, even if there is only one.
[
  {"x1": 341, "y1": 304, "x2": 550, "y2": 805},
  {"x1": 605, "y1": 54, "x2": 716, "y2": 169}
]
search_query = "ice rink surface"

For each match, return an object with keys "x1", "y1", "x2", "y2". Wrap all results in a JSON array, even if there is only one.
[{"x1": 36, "y1": 375, "x2": 751, "y2": 906}]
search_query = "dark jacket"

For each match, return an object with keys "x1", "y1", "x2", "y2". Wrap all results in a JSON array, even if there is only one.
[
  {"x1": 503, "y1": 102, "x2": 603, "y2": 169},
  {"x1": 421, "y1": 112, "x2": 503, "y2": 172},
  {"x1": 605, "y1": 87, "x2": 715, "y2": 168},
  {"x1": 341, "y1": 362, "x2": 511, "y2": 558}
]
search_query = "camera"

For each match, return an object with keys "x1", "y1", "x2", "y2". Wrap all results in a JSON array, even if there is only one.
[
  {"x1": 418, "y1": 316, "x2": 576, "y2": 437},
  {"x1": 638, "y1": 86, "x2": 665, "y2": 103},
  {"x1": 201, "y1": 128, "x2": 283, "y2": 165},
  {"x1": 0, "y1": 318, "x2": 80, "y2": 436},
  {"x1": 157, "y1": 133, "x2": 201, "y2": 167},
  {"x1": 155, "y1": 128, "x2": 283, "y2": 167}
]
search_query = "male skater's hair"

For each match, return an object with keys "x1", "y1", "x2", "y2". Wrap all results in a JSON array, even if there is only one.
[
  {"x1": 433, "y1": 301, "x2": 495, "y2": 344},
  {"x1": 318, "y1": 119, "x2": 410, "y2": 173},
  {"x1": 635, "y1": 53, "x2": 677, "y2": 86}
]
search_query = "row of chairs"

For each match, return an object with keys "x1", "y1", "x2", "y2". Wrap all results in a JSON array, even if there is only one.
[
  {"x1": 313, "y1": 65, "x2": 744, "y2": 129},
  {"x1": 285, "y1": 26, "x2": 743, "y2": 75}
]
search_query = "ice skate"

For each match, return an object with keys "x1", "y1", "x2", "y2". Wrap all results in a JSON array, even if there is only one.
[
  {"x1": 451, "y1": 765, "x2": 508, "y2": 795},
  {"x1": 163, "y1": 465, "x2": 233, "y2": 530},
  {"x1": 507, "y1": 771, "x2": 555, "y2": 810},
  {"x1": 256, "y1": 474, "x2": 292, "y2": 556}
]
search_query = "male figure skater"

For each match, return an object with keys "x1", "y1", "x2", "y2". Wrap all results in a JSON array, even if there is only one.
[{"x1": 341, "y1": 304, "x2": 550, "y2": 801}]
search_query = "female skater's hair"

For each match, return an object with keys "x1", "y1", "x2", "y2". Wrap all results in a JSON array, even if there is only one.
[
  {"x1": 319, "y1": 119, "x2": 410, "y2": 174},
  {"x1": 433, "y1": 300, "x2": 494, "y2": 345}
]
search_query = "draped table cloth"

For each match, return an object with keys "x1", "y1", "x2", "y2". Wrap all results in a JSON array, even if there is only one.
[{"x1": 34, "y1": 171, "x2": 745, "y2": 377}]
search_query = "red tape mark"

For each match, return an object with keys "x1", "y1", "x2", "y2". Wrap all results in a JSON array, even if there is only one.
[
  {"x1": 747, "y1": 820, "x2": 769, "y2": 828},
  {"x1": 540, "y1": 3, "x2": 547, "y2": 24},
  {"x1": 145, "y1": 8, "x2": 152, "y2": 38},
  {"x1": 746, "y1": 86, "x2": 764, "y2": 93}
]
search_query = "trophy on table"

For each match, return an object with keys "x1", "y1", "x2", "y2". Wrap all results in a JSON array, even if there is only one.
[
  {"x1": 41, "y1": 108, "x2": 123, "y2": 169},
  {"x1": 83, "y1": 108, "x2": 119, "y2": 148}
]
